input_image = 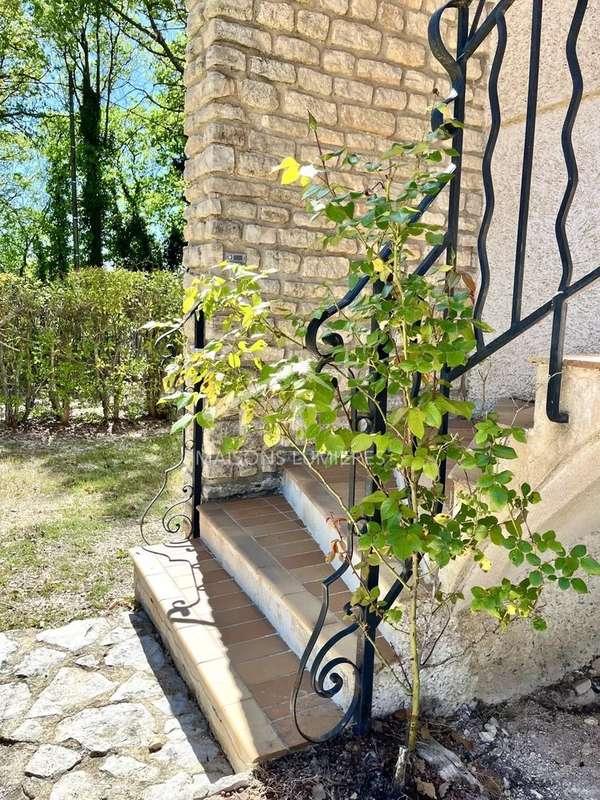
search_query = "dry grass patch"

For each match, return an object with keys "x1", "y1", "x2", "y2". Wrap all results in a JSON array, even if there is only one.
[{"x1": 0, "y1": 421, "x2": 180, "y2": 629}]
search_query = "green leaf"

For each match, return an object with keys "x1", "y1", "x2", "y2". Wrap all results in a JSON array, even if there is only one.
[
  {"x1": 423, "y1": 461, "x2": 438, "y2": 480},
  {"x1": 221, "y1": 436, "x2": 244, "y2": 454},
  {"x1": 325, "y1": 203, "x2": 348, "y2": 223},
  {"x1": 423, "y1": 401, "x2": 442, "y2": 428},
  {"x1": 407, "y1": 407, "x2": 425, "y2": 438},
  {"x1": 351, "y1": 433, "x2": 374, "y2": 453},
  {"x1": 510, "y1": 548, "x2": 524, "y2": 567},
  {"x1": 532, "y1": 617, "x2": 547, "y2": 631},
  {"x1": 425, "y1": 231, "x2": 445, "y2": 245},
  {"x1": 528, "y1": 571, "x2": 543, "y2": 587},
  {"x1": 380, "y1": 497, "x2": 397, "y2": 520},
  {"x1": 488, "y1": 485, "x2": 509, "y2": 510},
  {"x1": 171, "y1": 413, "x2": 194, "y2": 434},
  {"x1": 490, "y1": 527, "x2": 505, "y2": 547},
  {"x1": 307, "y1": 112, "x2": 318, "y2": 131},
  {"x1": 323, "y1": 431, "x2": 346, "y2": 455},
  {"x1": 581, "y1": 556, "x2": 600, "y2": 576},
  {"x1": 571, "y1": 544, "x2": 587, "y2": 558},
  {"x1": 493, "y1": 444, "x2": 517, "y2": 459},
  {"x1": 571, "y1": 578, "x2": 588, "y2": 594},
  {"x1": 558, "y1": 577, "x2": 571, "y2": 591},
  {"x1": 264, "y1": 427, "x2": 281, "y2": 448},
  {"x1": 391, "y1": 532, "x2": 423, "y2": 560}
]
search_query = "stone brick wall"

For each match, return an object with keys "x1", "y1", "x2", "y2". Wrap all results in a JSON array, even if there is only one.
[{"x1": 183, "y1": 0, "x2": 488, "y2": 497}]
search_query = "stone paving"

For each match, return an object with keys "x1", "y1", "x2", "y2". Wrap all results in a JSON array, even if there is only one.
[{"x1": 0, "y1": 611, "x2": 234, "y2": 800}]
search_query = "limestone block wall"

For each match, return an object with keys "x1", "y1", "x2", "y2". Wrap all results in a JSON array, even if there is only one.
[
  {"x1": 183, "y1": 0, "x2": 488, "y2": 497},
  {"x1": 466, "y1": 0, "x2": 600, "y2": 410}
]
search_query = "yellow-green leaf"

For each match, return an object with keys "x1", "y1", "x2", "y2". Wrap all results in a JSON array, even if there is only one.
[{"x1": 407, "y1": 407, "x2": 425, "y2": 438}]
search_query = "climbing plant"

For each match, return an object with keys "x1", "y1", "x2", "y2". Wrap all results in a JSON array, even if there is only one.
[{"x1": 166, "y1": 113, "x2": 600, "y2": 777}]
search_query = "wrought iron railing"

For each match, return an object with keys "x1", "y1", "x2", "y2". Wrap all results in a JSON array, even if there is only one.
[
  {"x1": 141, "y1": 0, "x2": 598, "y2": 743},
  {"x1": 291, "y1": 0, "x2": 599, "y2": 741},
  {"x1": 139, "y1": 280, "x2": 205, "y2": 543}
]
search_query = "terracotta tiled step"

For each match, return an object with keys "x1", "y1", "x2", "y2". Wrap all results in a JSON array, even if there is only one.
[
  {"x1": 198, "y1": 496, "x2": 397, "y2": 675},
  {"x1": 281, "y1": 464, "x2": 403, "y2": 597},
  {"x1": 132, "y1": 541, "x2": 343, "y2": 771},
  {"x1": 201, "y1": 498, "x2": 349, "y2": 662}
]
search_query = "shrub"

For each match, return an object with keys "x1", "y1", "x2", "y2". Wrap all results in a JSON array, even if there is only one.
[
  {"x1": 0, "y1": 268, "x2": 182, "y2": 425},
  {"x1": 0, "y1": 274, "x2": 45, "y2": 426}
]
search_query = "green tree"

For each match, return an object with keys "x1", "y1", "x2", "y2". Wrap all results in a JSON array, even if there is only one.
[
  {"x1": 78, "y1": 20, "x2": 105, "y2": 268},
  {"x1": 43, "y1": 140, "x2": 72, "y2": 280},
  {"x1": 1, "y1": 0, "x2": 186, "y2": 277},
  {"x1": 113, "y1": 183, "x2": 160, "y2": 271},
  {"x1": 0, "y1": 0, "x2": 46, "y2": 135}
]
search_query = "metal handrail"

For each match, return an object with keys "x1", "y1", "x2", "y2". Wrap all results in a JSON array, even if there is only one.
[{"x1": 292, "y1": 0, "x2": 599, "y2": 741}]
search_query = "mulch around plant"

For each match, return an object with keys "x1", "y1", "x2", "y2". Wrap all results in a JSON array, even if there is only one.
[
  {"x1": 247, "y1": 716, "x2": 493, "y2": 800},
  {"x1": 229, "y1": 665, "x2": 600, "y2": 800}
]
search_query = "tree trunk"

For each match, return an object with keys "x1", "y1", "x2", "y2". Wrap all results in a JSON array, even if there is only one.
[
  {"x1": 68, "y1": 67, "x2": 81, "y2": 270},
  {"x1": 79, "y1": 29, "x2": 104, "y2": 268}
]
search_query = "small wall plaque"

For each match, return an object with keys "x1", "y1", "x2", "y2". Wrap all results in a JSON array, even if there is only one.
[{"x1": 225, "y1": 253, "x2": 247, "y2": 265}]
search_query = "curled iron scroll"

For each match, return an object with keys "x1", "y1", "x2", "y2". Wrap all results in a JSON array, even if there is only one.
[{"x1": 139, "y1": 304, "x2": 200, "y2": 545}]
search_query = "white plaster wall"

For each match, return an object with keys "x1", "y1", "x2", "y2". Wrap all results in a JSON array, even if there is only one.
[{"x1": 467, "y1": 0, "x2": 600, "y2": 409}]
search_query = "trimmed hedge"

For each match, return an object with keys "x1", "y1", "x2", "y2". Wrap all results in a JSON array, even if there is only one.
[{"x1": 0, "y1": 269, "x2": 182, "y2": 425}]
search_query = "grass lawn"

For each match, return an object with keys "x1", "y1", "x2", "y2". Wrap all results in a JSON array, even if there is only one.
[{"x1": 0, "y1": 421, "x2": 181, "y2": 630}]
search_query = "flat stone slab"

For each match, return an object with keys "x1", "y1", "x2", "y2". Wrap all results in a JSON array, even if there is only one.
[
  {"x1": 37, "y1": 618, "x2": 110, "y2": 652},
  {"x1": 28, "y1": 667, "x2": 114, "y2": 718},
  {"x1": 0, "y1": 632, "x2": 17, "y2": 668},
  {"x1": 111, "y1": 671, "x2": 162, "y2": 702},
  {"x1": 0, "y1": 681, "x2": 31, "y2": 720},
  {"x1": 0, "y1": 612, "x2": 232, "y2": 799},
  {"x1": 56, "y1": 702, "x2": 157, "y2": 753},
  {"x1": 25, "y1": 744, "x2": 82, "y2": 778},
  {"x1": 49, "y1": 769, "x2": 104, "y2": 800},
  {"x1": 104, "y1": 634, "x2": 165, "y2": 672},
  {"x1": 15, "y1": 647, "x2": 67, "y2": 677},
  {"x1": 100, "y1": 754, "x2": 160, "y2": 780}
]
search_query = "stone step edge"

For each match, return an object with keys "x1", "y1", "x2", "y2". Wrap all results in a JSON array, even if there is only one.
[
  {"x1": 198, "y1": 503, "x2": 359, "y2": 678},
  {"x1": 281, "y1": 466, "x2": 399, "y2": 599},
  {"x1": 131, "y1": 546, "x2": 288, "y2": 772}
]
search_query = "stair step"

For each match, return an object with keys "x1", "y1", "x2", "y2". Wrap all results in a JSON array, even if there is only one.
[
  {"x1": 199, "y1": 495, "x2": 395, "y2": 657},
  {"x1": 282, "y1": 464, "x2": 414, "y2": 598},
  {"x1": 131, "y1": 539, "x2": 343, "y2": 771},
  {"x1": 494, "y1": 397, "x2": 535, "y2": 427}
]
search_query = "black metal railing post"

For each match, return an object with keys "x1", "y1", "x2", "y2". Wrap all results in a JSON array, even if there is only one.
[
  {"x1": 547, "y1": 0, "x2": 588, "y2": 423},
  {"x1": 512, "y1": 0, "x2": 543, "y2": 325},
  {"x1": 354, "y1": 281, "x2": 388, "y2": 734},
  {"x1": 191, "y1": 309, "x2": 205, "y2": 538}
]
